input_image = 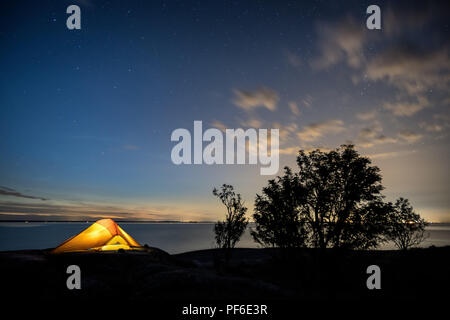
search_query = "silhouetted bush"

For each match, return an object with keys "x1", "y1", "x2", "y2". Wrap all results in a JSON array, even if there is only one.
[
  {"x1": 213, "y1": 184, "x2": 248, "y2": 262},
  {"x1": 385, "y1": 197, "x2": 428, "y2": 250}
]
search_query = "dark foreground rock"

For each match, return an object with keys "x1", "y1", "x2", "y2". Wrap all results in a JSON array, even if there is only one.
[{"x1": 0, "y1": 246, "x2": 449, "y2": 302}]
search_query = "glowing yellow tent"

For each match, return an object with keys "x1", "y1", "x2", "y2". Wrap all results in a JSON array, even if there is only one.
[{"x1": 52, "y1": 219, "x2": 142, "y2": 253}]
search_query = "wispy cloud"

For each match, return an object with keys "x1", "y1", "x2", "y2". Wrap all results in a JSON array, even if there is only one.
[
  {"x1": 309, "y1": 4, "x2": 449, "y2": 127},
  {"x1": 274, "y1": 122, "x2": 299, "y2": 145},
  {"x1": 383, "y1": 97, "x2": 429, "y2": 117},
  {"x1": 356, "y1": 110, "x2": 377, "y2": 121},
  {"x1": 233, "y1": 87, "x2": 279, "y2": 111},
  {"x1": 418, "y1": 114, "x2": 450, "y2": 135},
  {"x1": 0, "y1": 186, "x2": 48, "y2": 201},
  {"x1": 367, "y1": 152, "x2": 400, "y2": 160},
  {"x1": 297, "y1": 119, "x2": 345, "y2": 142},
  {"x1": 366, "y1": 44, "x2": 450, "y2": 96},
  {"x1": 301, "y1": 94, "x2": 313, "y2": 108},
  {"x1": 356, "y1": 121, "x2": 397, "y2": 148},
  {"x1": 419, "y1": 122, "x2": 444, "y2": 133},
  {"x1": 311, "y1": 15, "x2": 367, "y2": 69},
  {"x1": 210, "y1": 120, "x2": 227, "y2": 132},
  {"x1": 398, "y1": 130, "x2": 423, "y2": 143},
  {"x1": 240, "y1": 118, "x2": 263, "y2": 128},
  {"x1": 288, "y1": 102, "x2": 301, "y2": 116},
  {"x1": 366, "y1": 150, "x2": 413, "y2": 160},
  {"x1": 278, "y1": 146, "x2": 299, "y2": 155},
  {"x1": 358, "y1": 133, "x2": 397, "y2": 148},
  {"x1": 0, "y1": 200, "x2": 215, "y2": 222}
]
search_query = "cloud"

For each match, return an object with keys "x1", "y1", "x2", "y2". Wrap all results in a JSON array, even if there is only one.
[
  {"x1": 358, "y1": 122, "x2": 382, "y2": 139},
  {"x1": 374, "y1": 135, "x2": 398, "y2": 145},
  {"x1": 383, "y1": 96, "x2": 430, "y2": 117},
  {"x1": 240, "y1": 118, "x2": 263, "y2": 128},
  {"x1": 311, "y1": 16, "x2": 367, "y2": 69},
  {"x1": 0, "y1": 186, "x2": 48, "y2": 201},
  {"x1": 359, "y1": 127, "x2": 424, "y2": 146},
  {"x1": 309, "y1": 3, "x2": 450, "y2": 109},
  {"x1": 0, "y1": 186, "x2": 15, "y2": 192},
  {"x1": 233, "y1": 87, "x2": 279, "y2": 111},
  {"x1": 418, "y1": 114, "x2": 450, "y2": 134},
  {"x1": 279, "y1": 145, "x2": 332, "y2": 155},
  {"x1": 356, "y1": 110, "x2": 377, "y2": 121},
  {"x1": 301, "y1": 94, "x2": 313, "y2": 108},
  {"x1": 278, "y1": 146, "x2": 299, "y2": 155},
  {"x1": 363, "y1": 4, "x2": 450, "y2": 124},
  {"x1": 300, "y1": 146, "x2": 332, "y2": 153},
  {"x1": 210, "y1": 120, "x2": 227, "y2": 132},
  {"x1": 310, "y1": 5, "x2": 449, "y2": 128},
  {"x1": 311, "y1": 3, "x2": 449, "y2": 71},
  {"x1": 367, "y1": 152, "x2": 400, "y2": 160},
  {"x1": 419, "y1": 122, "x2": 444, "y2": 133},
  {"x1": 274, "y1": 122, "x2": 299, "y2": 145},
  {"x1": 398, "y1": 130, "x2": 423, "y2": 143},
  {"x1": 297, "y1": 119, "x2": 345, "y2": 142},
  {"x1": 365, "y1": 147, "x2": 421, "y2": 160},
  {"x1": 356, "y1": 122, "x2": 397, "y2": 148},
  {"x1": 366, "y1": 44, "x2": 450, "y2": 95},
  {"x1": 0, "y1": 201, "x2": 204, "y2": 222},
  {"x1": 366, "y1": 150, "x2": 414, "y2": 160},
  {"x1": 288, "y1": 102, "x2": 300, "y2": 116},
  {"x1": 367, "y1": 43, "x2": 448, "y2": 120}
]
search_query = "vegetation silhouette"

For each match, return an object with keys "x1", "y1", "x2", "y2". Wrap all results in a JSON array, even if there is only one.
[
  {"x1": 216, "y1": 145, "x2": 428, "y2": 255},
  {"x1": 212, "y1": 184, "x2": 248, "y2": 264},
  {"x1": 252, "y1": 167, "x2": 309, "y2": 252},
  {"x1": 385, "y1": 198, "x2": 428, "y2": 250}
]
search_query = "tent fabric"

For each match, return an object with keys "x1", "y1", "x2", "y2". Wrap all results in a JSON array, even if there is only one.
[{"x1": 52, "y1": 219, "x2": 141, "y2": 253}]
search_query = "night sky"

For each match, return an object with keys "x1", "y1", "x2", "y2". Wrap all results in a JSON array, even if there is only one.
[{"x1": 1, "y1": 0, "x2": 449, "y2": 222}]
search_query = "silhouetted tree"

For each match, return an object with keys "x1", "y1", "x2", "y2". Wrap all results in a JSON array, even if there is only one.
[
  {"x1": 332, "y1": 198, "x2": 392, "y2": 250},
  {"x1": 252, "y1": 144, "x2": 391, "y2": 251},
  {"x1": 213, "y1": 184, "x2": 248, "y2": 261},
  {"x1": 385, "y1": 198, "x2": 428, "y2": 250},
  {"x1": 251, "y1": 167, "x2": 309, "y2": 249},
  {"x1": 296, "y1": 145, "x2": 388, "y2": 250}
]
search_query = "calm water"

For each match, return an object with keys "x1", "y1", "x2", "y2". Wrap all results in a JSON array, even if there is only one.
[{"x1": 0, "y1": 222, "x2": 449, "y2": 253}]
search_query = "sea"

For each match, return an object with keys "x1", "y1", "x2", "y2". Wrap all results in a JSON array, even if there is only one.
[{"x1": 0, "y1": 222, "x2": 449, "y2": 254}]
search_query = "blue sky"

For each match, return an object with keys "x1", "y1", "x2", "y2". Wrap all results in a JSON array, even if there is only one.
[{"x1": 1, "y1": 0, "x2": 449, "y2": 222}]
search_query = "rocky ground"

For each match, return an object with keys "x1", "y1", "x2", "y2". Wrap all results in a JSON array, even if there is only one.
[{"x1": 1, "y1": 246, "x2": 448, "y2": 303}]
